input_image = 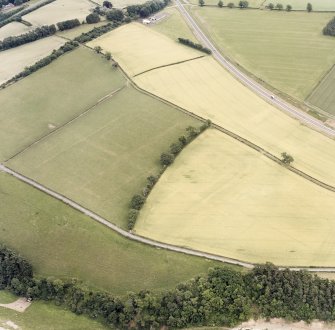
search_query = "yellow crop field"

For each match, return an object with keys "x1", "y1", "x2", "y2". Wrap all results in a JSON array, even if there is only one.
[
  {"x1": 134, "y1": 56, "x2": 335, "y2": 187},
  {"x1": 87, "y1": 23, "x2": 203, "y2": 76},
  {"x1": 0, "y1": 36, "x2": 65, "y2": 85},
  {"x1": 0, "y1": 22, "x2": 35, "y2": 41},
  {"x1": 135, "y1": 129, "x2": 335, "y2": 267},
  {"x1": 23, "y1": 0, "x2": 94, "y2": 26}
]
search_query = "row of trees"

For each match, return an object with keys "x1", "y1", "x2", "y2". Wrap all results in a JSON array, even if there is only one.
[
  {"x1": 323, "y1": 16, "x2": 335, "y2": 36},
  {"x1": 0, "y1": 0, "x2": 56, "y2": 28},
  {"x1": 4, "y1": 245, "x2": 335, "y2": 329},
  {"x1": 178, "y1": 37, "x2": 212, "y2": 54},
  {"x1": 56, "y1": 18, "x2": 80, "y2": 31},
  {"x1": 126, "y1": 0, "x2": 170, "y2": 18},
  {"x1": 127, "y1": 121, "x2": 211, "y2": 230},
  {"x1": 0, "y1": 25, "x2": 56, "y2": 51}
]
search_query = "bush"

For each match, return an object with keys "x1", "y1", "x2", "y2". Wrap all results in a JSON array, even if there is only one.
[
  {"x1": 323, "y1": 17, "x2": 335, "y2": 36},
  {"x1": 238, "y1": 0, "x2": 248, "y2": 8},
  {"x1": 281, "y1": 152, "x2": 294, "y2": 165},
  {"x1": 128, "y1": 209, "x2": 139, "y2": 230},
  {"x1": 130, "y1": 194, "x2": 146, "y2": 210},
  {"x1": 160, "y1": 153, "x2": 174, "y2": 166},
  {"x1": 227, "y1": 2, "x2": 234, "y2": 7},
  {"x1": 86, "y1": 13, "x2": 100, "y2": 24},
  {"x1": 218, "y1": 0, "x2": 223, "y2": 7},
  {"x1": 57, "y1": 19, "x2": 80, "y2": 31},
  {"x1": 178, "y1": 38, "x2": 212, "y2": 54},
  {"x1": 106, "y1": 9, "x2": 124, "y2": 22},
  {"x1": 286, "y1": 4, "x2": 292, "y2": 11}
]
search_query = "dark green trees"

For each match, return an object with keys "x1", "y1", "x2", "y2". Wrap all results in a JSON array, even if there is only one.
[
  {"x1": 307, "y1": 2, "x2": 312, "y2": 12},
  {"x1": 86, "y1": 13, "x2": 100, "y2": 24}
]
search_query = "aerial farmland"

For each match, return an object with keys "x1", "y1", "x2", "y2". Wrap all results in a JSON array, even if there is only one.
[{"x1": 0, "y1": 0, "x2": 335, "y2": 328}]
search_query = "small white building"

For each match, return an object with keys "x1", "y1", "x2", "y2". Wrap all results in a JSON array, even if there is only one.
[{"x1": 142, "y1": 19, "x2": 151, "y2": 24}]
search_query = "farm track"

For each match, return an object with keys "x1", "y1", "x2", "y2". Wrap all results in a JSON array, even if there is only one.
[
  {"x1": 175, "y1": 0, "x2": 335, "y2": 138},
  {"x1": 4, "y1": 86, "x2": 125, "y2": 162}
]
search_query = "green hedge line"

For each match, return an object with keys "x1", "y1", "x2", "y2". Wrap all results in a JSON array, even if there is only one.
[{"x1": 178, "y1": 38, "x2": 212, "y2": 54}]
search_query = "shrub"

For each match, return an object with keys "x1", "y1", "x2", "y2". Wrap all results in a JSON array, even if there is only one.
[
  {"x1": 128, "y1": 209, "x2": 139, "y2": 230},
  {"x1": 178, "y1": 38, "x2": 212, "y2": 54},
  {"x1": 160, "y1": 153, "x2": 174, "y2": 166},
  {"x1": 218, "y1": 0, "x2": 223, "y2": 7},
  {"x1": 227, "y1": 2, "x2": 234, "y2": 7},
  {"x1": 281, "y1": 152, "x2": 294, "y2": 165},
  {"x1": 86, "y1": 13, "x2": 100, "y2": 24},
  {"x1": 130, "y1": 194, "x2": 146, "y2": 210},
  {"x1": 238, "y1": 0, "x2": 248, "y2": 8},
  {"x1": 286, "y1": 4, "x2": 292, "y2": 11},
  {"x1": 323, "y1": 17, "x2": 335, "y2": 36},
  {"x1": 57, "y1": 19, "x2": 80, "y2": 31},
  {"x1": 106, "y1": 9, "x2": 124, "y2": 22},
  {"x1": 170, "y1": 142, "x2": 183, "y2": 155}
]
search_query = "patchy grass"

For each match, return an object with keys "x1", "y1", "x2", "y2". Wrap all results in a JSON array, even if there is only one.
[
  {"x1": 192, "y1": 7, "x2": 335, "y2": 100},
  {"x1": 0, "y1": 21, "x2": 35, "y2": 40},
  {"x1": 135, "y1": 129, "x2": 335, "y2": 267},
  {"x1": 134, "y1": 56, "x2": 335, "y2": 187},
  {"x1": 0, "y1": 291, "x2": 17, "y2": 304},
  {"x1": 0, "y1": 172, "x2": 220, "y2": 294},
  {"x1": 22, "y1": 0, "x2": 94, "y2": 26},
  {"x1": 307, "y1": 65, "x2": 335, "y2": 115},
  {"x1": 0, "y1": 36, "x2": 65, "y2": 86},
  {"x1": 0, "y1": 46, "x2": 125, "y2": 162},
  {"x1": 87, "y1": 22, "x2": 203, "y2": 76},
  {"x1": 0, "y1": 298, "x2": 107, "y2": 330},
  {"x1": 150, "y1": 6, "x2": 197, "y2": 42},
  {"x1": 7, "y1": 85, "x2": 199, "y2": 228}
]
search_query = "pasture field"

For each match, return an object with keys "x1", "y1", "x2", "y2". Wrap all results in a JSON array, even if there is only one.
[
  {"x1": 135, "y1": 129, "x2": 335, "y2": 267},
  {"x1": 0, "y1": 36, "x2": 65, "y2": 86},
  {"x1": 150, "y1": 6, "x2": 197, "y2": 42},
  {"x1": 87, "y1": 23, "x2": 203, "y2": 76},
  {"x1": 0, "y1": 171, "x2": 219, "y2": 294},
  {"x1": 23, "y1": 0, "x2": 94, "y2": 26},
  {"x1": 0, "y1": 21, "x2": 35, "y2": 40},
  {"x1": 134, "y1": 56, "x2": 335, "y2": 187},
  {"x1": 307, "y1": 65, "x2": 335, "y2": 115},
  {"x1": 7, "y1": 85, "x2": 199, "y2": 228},
  {"x1": 191, "y1": 7, "x2": 335, "y2": 100},
  {"x1": 263, "y1": 0, "x2": 335, "y2": 11},
  {"x1": 0, "y1": 46, "x2": 125, "y2": 162},
  {"x1": 0, "y1": 293, "x2": 107, "y2": 329}
]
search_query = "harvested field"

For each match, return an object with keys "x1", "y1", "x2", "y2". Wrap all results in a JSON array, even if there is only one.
[
  {"x1": 22, "y1": 0, "x2": 94, "y2": 26},
  {"x1": 135, "y1": 129, "x2": 335, "y2": 267},
  {"x1": 150, "y1": 6, "x2": 197, "y2": 42},
  {"x1": 7, "y1": 85, "x2": 199, "y2": 228},
  {"x1": 134, "y1": 56, "x2": 335, "y2": 187},
  {"x1": 0, "y1": 172, "x2": 219, "y2": 294},
  {"x1": 0, "y1": 21, "x2": 34, "y2": 40},
  {"x1": 0, "y1": 46, "x2": 125, "y2": 161},
  {"x1": 307, "y1": 65, "x2": 335, "y2": 115},
  {"x1": 263, "y1": 0, "x2": 335, "y2": 11},
  {"x1": 192, "y1": 7, "x2": 335, "y2": 100},
  {"x1": 87, "y1": 22, "x2": 203, "y2": 76},
  {"x1": 0, "y1": 35, "x2": 65, "y2": 86}
]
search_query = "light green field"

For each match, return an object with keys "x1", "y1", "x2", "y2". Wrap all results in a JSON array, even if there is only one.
[
  {"x1": 192, "y1": 7, "x2": 335, "y2": 100},
  {"x1": 88, "y1": 23, "x2": 203, "y2": 76},
  {"x1": 135, "y1": 129, "x2": 335, "y2": 266},
  {"x1": 0, "y1": 291, "x2": 107, "y2": 330},
  {"x1": 0, "y1": 46, "x2": 125, "y2": 162},
  {"x1": 7, "y1": 85, "x2": 199, "y2": 228},
  {"x1": 150, "y1": 6, "x2": 197, "y2": 42},
  {"x1": 134, "y1": 56, "x2": 335, "y2": 187},
  {"x1": 0, "y1": 171, "x2": 219, "y2": 294},
  {"x1": 0, "y1": 21, "x2": 34, "y2": 40},
  {"x1": 263, "y1": 0, "x2": 335, "y2": 11},
  {"x1": 23, "y1": 0, "x2": 94, "y2": 26},
  {"x1": 0, "y1": 36, "x2": 65, "y2": 86},
  {"x1": 307, "y1": 65, "x2": 335, "y2": 115}
]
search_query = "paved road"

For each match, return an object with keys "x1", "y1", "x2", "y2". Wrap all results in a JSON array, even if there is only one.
[
  {"x1": 2, "y1": 163, "x2": 335, "y2": 273},
  {"x1": 175, "y1": 0, "x2": 335, "y2": 138}
]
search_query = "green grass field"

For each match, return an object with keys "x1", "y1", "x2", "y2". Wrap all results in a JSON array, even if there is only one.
[
  {"x1": 0, "y1": 291, "x2": 107, "y2": 330},
  {"x1": 191, "y1": 7, "x2": 335, "y2": 100},
  {"x1": 135, "y1": 129, "x2": 335, "y2": 267},
  {"x1": 150, "y1": 6, "x2": 197, "y2": 42},
  {"x1": 307, "y1": 65, "x2": 335, "y2": 115},
  {"x1": 0, "y1": 46, "x2": 125, "y2": 162},
  {"x1": 263, "y1": 0, "x2": 335, "y2": 11},
  {"x1": 7, "y1": 85, "x2": 199, "y2": 228},
  {"x1": 0, "y1": 172, "x2": 220, "y2": 294}
]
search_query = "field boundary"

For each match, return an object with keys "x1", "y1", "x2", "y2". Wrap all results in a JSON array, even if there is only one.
[
  {"x1": 5, "y1": 86, "x2": 125, "y2": 162},
  {"x1": 133, "y1": 54, "x2": 206, "y2": 77}
]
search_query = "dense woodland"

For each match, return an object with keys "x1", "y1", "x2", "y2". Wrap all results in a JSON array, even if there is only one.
[{"x1": 2, "y1": 245, "x2": 335, "y2": 329}]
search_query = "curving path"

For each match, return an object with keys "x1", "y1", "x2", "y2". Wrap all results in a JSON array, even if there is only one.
[
  {"x1": 2, "y1": 163, "x2": 335, "y2": 273},
  {"x1": 175, "y1": 0, "x2": 335, "y2": 138}
]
